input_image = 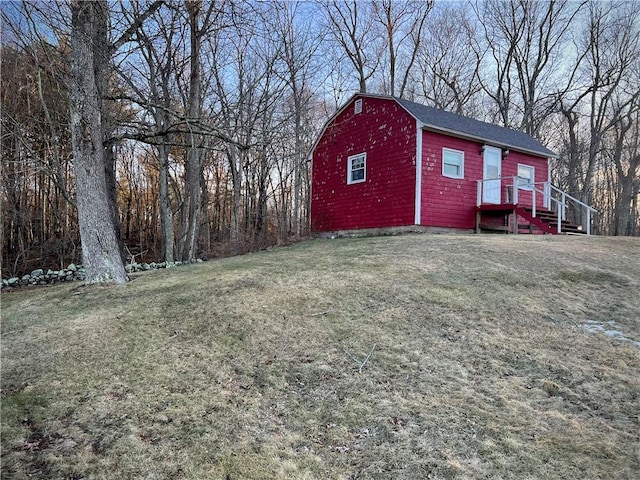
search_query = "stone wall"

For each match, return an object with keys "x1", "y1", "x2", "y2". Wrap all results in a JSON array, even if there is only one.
[{"x1": 1, "y1": 260, "x2": 203, "y2": 289}]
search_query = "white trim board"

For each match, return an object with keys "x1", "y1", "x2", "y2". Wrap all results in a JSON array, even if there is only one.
[{"x1": 414, "y1": 121, "x2": 423, "y2": 225}]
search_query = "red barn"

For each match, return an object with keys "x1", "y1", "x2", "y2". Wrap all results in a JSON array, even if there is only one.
[{"x1": 310, "y1": 94, "x2": 594, "y2": 235}]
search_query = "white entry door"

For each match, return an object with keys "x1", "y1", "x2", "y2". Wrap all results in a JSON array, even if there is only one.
[{"x1": 483, "y1": 146, "x2": 502, "y2": 204}]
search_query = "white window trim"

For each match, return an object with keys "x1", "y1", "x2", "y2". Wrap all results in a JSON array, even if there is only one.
[
  {"x1": 347, "y1": 152, "x2": 366, "y2": 185},
  {"x1": 442, "y1": 147, "x2": 464, "y2": 179},
  {"x1": 517, "y1": 163, "x2": 535, "y2": 190},
  {"x1": 354, "y1": 98, "x2": 363, "y2": 114}
]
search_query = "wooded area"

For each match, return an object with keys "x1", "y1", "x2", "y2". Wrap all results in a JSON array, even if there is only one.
[{"x1": 2, "y1": 0, "x2": 639, "y2": 280}]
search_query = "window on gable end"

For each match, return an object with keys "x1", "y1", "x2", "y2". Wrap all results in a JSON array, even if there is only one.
[
  {"x1": 442, "y1": 148, "x2": 464, "y2": 179},
  {"x1": 347, "y1": 152, "x2": 366, "y2": 184},
  {"x1": 517, "y1": 164, "x2": 535, "y2": 190},
  {"x1": 354, "y1": 98, "x2": 363, "y2": 114}
]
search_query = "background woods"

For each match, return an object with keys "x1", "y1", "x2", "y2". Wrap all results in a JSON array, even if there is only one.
[{"x1": 2, "y1": 0, "x2": 639, "y2": 279}]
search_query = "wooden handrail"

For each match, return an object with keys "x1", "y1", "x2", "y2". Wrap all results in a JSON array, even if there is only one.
[
  {"x1": 477, "y1": 179, "x2": 597, "y2": 235},
  {"x1": 545, "y1": 183, "x2": 597, "y2": 213}
]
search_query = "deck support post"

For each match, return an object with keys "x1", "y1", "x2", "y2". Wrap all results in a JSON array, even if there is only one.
[
  {"x1": 512, "y1": 209, "x2": 518, "y2": 234},
  {"x1": 476, "y1": 210, "x2": 481, "y2": 233}
]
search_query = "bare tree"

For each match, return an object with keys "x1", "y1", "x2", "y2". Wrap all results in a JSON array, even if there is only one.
[
  {"x1": 413, "y1": 2, "x2": 482, "y2": 114},
  {"x1": 1, "y1": 3, "x2": 79, "y2": 276},
  {"x1": 204, "y1": 2, "x2": 286, "y2": 253},
  {"x1": 273, "y1": 1, "x2": 322, "y2": 238},
  {"x1": 123, "y1": 1, "x2": 186, "y2": 263},
  {"x1": 8, "y1": 0, "x2": 639, "y2": 275},
  {"x1": 69, "y1": 0, "x2": 161, "y2": 283},
  {"x1": 475, "y1": 0, "x2": 583, "y2": 135},
  {"x1": 176, "y1": 0, "x2": 204, "y2": 261},
  {"x1": 322, "y1": 0, "x2": 381, "y2": 93},
  {"x1": 69, "y1": 0, "x2": 128, "y2": 283},
  {"x1": 557, "y1": 0, "x2": 640, "y2": 228},
  {"x1": 609, "y1": 100, "x2": 640, "y2": 235},
  {"x1": 372, "y1": 0, "x2": 432, "y2": 98}
]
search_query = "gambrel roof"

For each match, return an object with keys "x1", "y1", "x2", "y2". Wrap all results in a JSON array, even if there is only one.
[
  {"x1": 395, "y1": 97, "x2": 557, "y2": 159},
  {"x1": 311, "y1": 94, "x2": 557, "y2": 160}
]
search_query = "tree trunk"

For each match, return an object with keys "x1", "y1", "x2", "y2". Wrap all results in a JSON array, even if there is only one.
[
  {"x1": 179, "y1": 0, "x2": 203, "y2": 261},
  {"x1": 291, "y1": 82, "x2": 304, "y2": 239},
  {"x1": 105, "y1": 143, "x2": 126, "y2": 260},
  {"x1": 157, "y1": 141, "x2": 175, "y2": 263},
  {"x1": 229, "y1": 148, "x2": 242, "y2": 254},
  {"x1": 70, "y1": 0, "x2": 128, "y2": 284},
  {"x1": 615, "y1": 176, "x2": 636, "y2": 235}
]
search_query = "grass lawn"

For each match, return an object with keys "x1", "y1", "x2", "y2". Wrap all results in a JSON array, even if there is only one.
[{"x1": 1, "y1": 234, "x2": 639, "y2": 479}]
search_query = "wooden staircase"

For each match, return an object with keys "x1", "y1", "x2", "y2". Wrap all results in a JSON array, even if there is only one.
[
  {"x1": 476, "y1": 205, "x2": 586, "y2": 235},
  {"x1": 518, "y1": 207, "x2": 585, "y2": 235},
  {"x1": 476, "y1": 179, "x2": 596, "y2": 235}
]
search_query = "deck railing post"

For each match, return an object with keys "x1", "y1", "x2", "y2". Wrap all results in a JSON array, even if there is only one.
[
  {"x1": 532, "y1": 188, "x2": 536, "y2": 217},
  {"x1": 557, "y1": 207, "x2": 562, "y2": 233},
  {"x1": 544, "y1": 183, "x2": 596, "y2": 235},
  {"x1": 513, "y1": 176, "x2": 518, "y2": 204},
  {"x1": 477, "y1": 180, "x2": 482, "y2": 207},
  {"x1": 544, "y1": 182, "x2": 550, "y2": 210}
]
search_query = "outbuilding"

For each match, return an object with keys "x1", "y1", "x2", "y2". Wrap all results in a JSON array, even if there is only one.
[{"x1": 310, "y1": 94, "x2": 593, "y2": 235}]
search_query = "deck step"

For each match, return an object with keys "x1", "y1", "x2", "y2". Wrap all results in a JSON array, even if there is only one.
[
  {"x1": 521, "y1": 207, "x2": 585, "y2": 234},
  {"x1": 476, "y1": 204, "x2": 586, "y2": 235}
]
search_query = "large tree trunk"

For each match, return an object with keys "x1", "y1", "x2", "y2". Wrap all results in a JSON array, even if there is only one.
[
  {"x1": 70, "y1": 0, "x2": 128, "y2": 284},
  {"x1": 178, "y1": 0, "x2": 203, "y2": 261}
]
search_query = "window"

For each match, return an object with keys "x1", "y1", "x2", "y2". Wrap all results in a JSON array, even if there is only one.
[
  {"x1": 347, "y1": 152, "x2": 366, "y2": 184},
  {"x1": 442, "y1": 148, "x2": 464, "y2": 179},
  {"x1": 517, "y1": 164, "x2": 535, "y2": 190},
  {"x1": 354, "y1": 98, "x2": 363, "y2": 114}
]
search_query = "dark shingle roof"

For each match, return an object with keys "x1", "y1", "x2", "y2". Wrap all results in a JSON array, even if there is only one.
[{"x1": 395, "y1": 97, "x2": 556, "y2": 158}]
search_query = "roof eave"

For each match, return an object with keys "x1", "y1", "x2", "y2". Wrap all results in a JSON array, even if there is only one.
[{"x1": 420, "y1": 124, "x2": 558, "y2": 159}]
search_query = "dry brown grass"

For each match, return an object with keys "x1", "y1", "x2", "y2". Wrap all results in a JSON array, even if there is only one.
[{"x1": 1, "y1": 234, "x2": 639, "y2": 479}]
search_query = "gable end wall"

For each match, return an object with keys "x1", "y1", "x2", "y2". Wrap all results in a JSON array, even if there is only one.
[{"x1": 311, "y1": 97, "x2": 417, "y2": 232}]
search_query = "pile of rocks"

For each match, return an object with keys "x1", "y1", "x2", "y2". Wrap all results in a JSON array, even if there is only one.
[
  {"x1": 2, "y1": 259, "x2": 204, "y2": 289},
  {"x1": 2, "y1": 264, "x2": 85, "y2": 288}
]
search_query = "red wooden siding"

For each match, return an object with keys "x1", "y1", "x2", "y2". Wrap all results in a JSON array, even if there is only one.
[
  {"x1": 420, "y1": 131, "x2": 549, "y2": 229},
  {"x1": 500, "y1": 150, "x2": 549, "y2": 208},
  {"x1": 420, "y1": 131, "x2": 480, "y2": 228},
  {"x1": 311, "y1": 97, "x2": 416, "y2": 231}
]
